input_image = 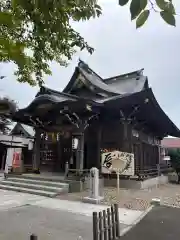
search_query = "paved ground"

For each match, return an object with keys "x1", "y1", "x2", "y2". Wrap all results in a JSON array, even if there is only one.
[
  {"x1": 0, "y1": 189, "x2": 145, "y2": 239},
  {"x1": 2, "y1": 183, "x2": 180, "y2": 239},
  {"x1": 0, "y1": 205, "x2": 96, "y2": 240},
  {"x1": 31, "y1": 198, "x2": 144, "y2": 226},
  {"x1": 58, "y1": 183, "x2": 180, "y2": 210},
  {"x1": 0, "y1": 189, "x2": 45, "y2": 210},
  {"x1": 121, "y1": 206, "x2": 180, "y2": 240}
]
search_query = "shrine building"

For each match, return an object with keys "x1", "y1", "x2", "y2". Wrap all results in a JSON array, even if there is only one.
[{"x1": 12, "y1": 60, "x2": 180, "y2": 178}]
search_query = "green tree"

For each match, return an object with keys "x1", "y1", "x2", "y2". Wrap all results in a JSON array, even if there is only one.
[
  {"x1": 0, "y1": 116, "x2": 12, "y2": 134},
  {"x1": 119, "y1": 0, "x2": 176, "y2": 28},
  {"x1": 0, "y1": 96, "x2": 17, "y2": 134},
  {"x1": 0, "y1": 1, "x2": 177, "y2": 87},
  {"x1": 168, "y1": 149, "x2": 180, "y2": 183},
  {"x1": 0, "y1": 0, "x2": 101, "y2": 86}
]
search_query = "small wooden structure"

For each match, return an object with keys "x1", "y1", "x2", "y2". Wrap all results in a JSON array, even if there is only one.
[
  {"x1": 0, "y1": 134, "x2": 33, "y2": 173},
  {"x1": 9, "y1": 123, "x2": 34, "y2": 172},
  {"x1": 93, "y1": 204, "x2": 120, "y2": 240},
  {"x1": 30, "y1": 235, "x2": 38, "y2": 240}
]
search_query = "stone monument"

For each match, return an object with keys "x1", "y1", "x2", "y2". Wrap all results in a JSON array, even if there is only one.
[{"x1": 83, "y1": 167, "x2": 104, "y2": 204}]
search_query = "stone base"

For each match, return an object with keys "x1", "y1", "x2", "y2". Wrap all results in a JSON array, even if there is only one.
[
  {"x1": 151, "y1": 198, "x2": 161, "y2": 206},
  {"x1": 82, "y1": 196, "x2": 104, "y2": 204},
  {"x1": 104, "y1": 175, "x2": 169, "y2": 189}
]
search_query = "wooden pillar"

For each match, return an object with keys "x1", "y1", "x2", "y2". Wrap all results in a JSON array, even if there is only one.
[
  {"x1": 86, "y1": 124, "x2": 101, "y2": 169},
  {"x1": 55, "y1": 134, "x2": 62, "y2": 172},
  {"x1": 33, "y1": 129, "x2": 41, "y2": 171},
  {"x1": 140, "y1": 142, "x2": 144, "y2": 172},
  {"x1": 97, "y1": 125, "x2": 102, "y2": 169},
  {"x1": 79, "y1": 132, "x2": 84, "y2": 171},
  {"x1": 157, "y1": 144, "x2": 161, "y2": 165},
  {"x1": 75, "y1": 131, "x2": 84, "y2": 171},
  {"x1": 122, "y1": 121, "x2": 132, "y2": 153}
]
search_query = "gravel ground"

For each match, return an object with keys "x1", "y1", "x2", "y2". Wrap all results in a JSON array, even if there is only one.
[{"x1": 58, "y1": 183, "x2": 180, "y2": 211}]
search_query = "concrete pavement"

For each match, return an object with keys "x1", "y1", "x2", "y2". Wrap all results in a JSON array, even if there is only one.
[
  {"x1": 0, "y1": 205, "x2": 96, "y2": 240},
  {"x1": 0, "y1": 189, "x2": 45, "y2": 210},
  {"x1": 0, "y1": 189, "x2": 149, "y2": 239},
  {"x1": 31, "y1": 197, "x2": 144, "y2": 226},
  {"x1": 121, "y1": 206, "x2": 180, "y2": 240}
]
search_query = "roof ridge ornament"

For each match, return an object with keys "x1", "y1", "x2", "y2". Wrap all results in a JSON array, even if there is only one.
[
  {"x1": 78, "y1": 59, "x2": 103, "y2": 80},
  {"x1": 137, "y1": 68, "x2": 144, "y2": 76}
]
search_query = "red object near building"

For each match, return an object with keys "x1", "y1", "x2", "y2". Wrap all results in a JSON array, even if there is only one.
[{"x1": 12, "y1": 152, "x2": 21, "y2": 168}]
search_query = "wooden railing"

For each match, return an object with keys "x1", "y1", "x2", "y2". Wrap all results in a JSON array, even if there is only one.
[
  {"x1": 135, "y1": 164, "x2": 173, "y2": 180},
  {"x1": 64, "y1": 167, "x2": 90, "y2": 179},
  {"x1": 93, "y1": 204, "x2": 120, "y2": 240},
  {"x1": 30, "y1": 235, "x2": 37, "y2": 240}
]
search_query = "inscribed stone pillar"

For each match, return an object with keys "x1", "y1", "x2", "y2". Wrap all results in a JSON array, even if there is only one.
[
  {"x1": 90, "y1": 167, "x2": 100, "y2": 198},
  {"x1": 83, "y1": 167, "x2": 104, "y2": 204}
]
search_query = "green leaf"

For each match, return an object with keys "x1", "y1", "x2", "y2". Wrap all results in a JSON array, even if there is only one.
[
  {"x1": 0, "y1": 0, "x2": 102, "y2": 86},
  {"x1": 119, "y1": 0, "x2": 129, "y2": 6},
  {"x1": 130, "y1": 0, "x2": 148, "y2": 20},
  {"x1": 156, "y1": 0, "x2": 175, "y2": 14},
  {"x1": 0, "y1": 12, "x2": 14, "y2": 27},
  {"x1": 160, "y1": 10, "x2": 176, "y2": 26},
  {"x1": 156, "y1": 0, "x2": 168, "y2": 10},
  {"x1": 136, "y1": 10, "x2": 150, "y2": 28},
  {"x1": 166, "y1": 2, "x2": 176, "y2": 14},
  {"x1": 140, "y1": 0, "x2": 148, "y2": 11}
]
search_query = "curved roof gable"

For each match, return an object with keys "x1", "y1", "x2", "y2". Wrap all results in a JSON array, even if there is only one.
[
  {"x1": 63, "y1": 61, "x2": 121, "y2": 96},
  {"x1": 63, "y1": 60, "x2": 148, "y2": 97},
  {"x1": 104, "y1": 69, "x2": 148, "y2": 94},
  {"x1": 103, "y1": 88, "x2": 180, "y2": 138},
  {"x1": 10, "y1": 123, "x2": 35, "y2": 138}
]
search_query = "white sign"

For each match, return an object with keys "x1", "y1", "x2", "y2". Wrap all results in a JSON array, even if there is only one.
[
  {"x1": 163, "y1": 156, "x2": 170, "y2": 161},
  {"x1": 101, "y1": 151, "x2": 134, "y2": 176}
]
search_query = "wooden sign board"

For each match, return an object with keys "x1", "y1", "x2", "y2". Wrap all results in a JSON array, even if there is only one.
[{"x1": 101, "y1": 150, "x2": 134, "y2": 176}]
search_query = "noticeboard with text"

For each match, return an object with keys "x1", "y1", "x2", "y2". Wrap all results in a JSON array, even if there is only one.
[{"x1": 101, "y1": 150, "x2": 134, "y2": 176}]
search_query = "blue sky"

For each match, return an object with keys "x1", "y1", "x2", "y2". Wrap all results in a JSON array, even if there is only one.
[{"x1": 1, "y1": 0, "x2": 180, "y2": 127}]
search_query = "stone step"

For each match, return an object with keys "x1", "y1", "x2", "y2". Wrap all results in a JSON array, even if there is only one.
[
  {"x1": 0, "y1": 180, "x2": 68, "y2": 193},
  {"x1": 7, "y1": 177, "x2": 69, "y2": 189},
  {"x1": 10, "y1": 174, "x2": 68, "y2": 183},
  {"x1": 0, "y1": 184, "x2": 57, "y2": 197}
]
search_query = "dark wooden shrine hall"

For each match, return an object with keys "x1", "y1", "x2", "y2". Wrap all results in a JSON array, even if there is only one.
[{"x1": 12, "y1": 60, "x2": 180, "y2": 176}]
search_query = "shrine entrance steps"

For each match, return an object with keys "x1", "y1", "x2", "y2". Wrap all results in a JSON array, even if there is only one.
[{"x1": 0, "y1": 174, "x2": 69, "y2": 197}]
